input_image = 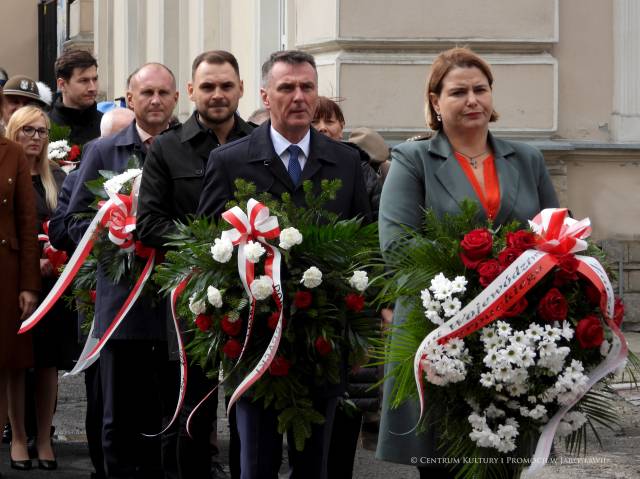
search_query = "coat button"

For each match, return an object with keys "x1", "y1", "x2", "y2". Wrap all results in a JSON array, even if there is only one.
[
  {"x1": 7, "y1": 178, "x2": 13, "y2": 184},
  {"x1": 0, "y1": 239, "x2": 6, "y2": 245},
  {"x1": 195, "y1": 169, "x2": 203, "y2": 175},
  {"x1": 1, "y1": 198, "x2": 6, "y2": 205}
]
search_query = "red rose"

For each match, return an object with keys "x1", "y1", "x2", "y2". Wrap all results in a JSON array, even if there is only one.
[
  {"x1": 269, "y1": 355, "x2": 290, "y2": 376},
  {"x1": 89, "y1": 290, "x2": 97, "y2": 303},
  {"x1": 614, "y1": 298, "x2": 624, "y2": 327},
  {"x1": 267, "y1": 311, "x2": 286, "y2": 330},
  {"x1": 345, "y1": 293, "x2": 365, "y2": 312},
  {"x1": 537, "y1": 288, "x2": 568, "y2": 322},
  {"x1": 460, "y1": 229, "x2": 493, "y2": 269},
  {"x1": 502, "y1": 297, "x2": 528, "y2": 318},
  {"x1": 222, "y1": 339, "x2": 242, "y2": 359},
  {"x1": 506, "y1": 230, "x2": 537, "y2": 251},
  {"x1": 314, "y1": 337, "x2": 332, "y2": 356},
  {"x1": 294, "y1": 291, "x2": 313, "y2": 309},
  {"x1": 477, "y1": 259, "x2": 504, "y2": 287},
  {"x1": 553, "y1": 254, "x2": 580, "y2": 286},
  {"x1": 498, "y1": 247, "x2": 522, "y2": 268},
  {"x1": 68, "y1": 144, "x2": 81, "y2": 162},
  {"x1": 46, "y1": 248, "x2": 68, "y2": 273},
  {"x1": 584, "y1": 284, "x2": 601, "y2": 307},
  {"x1": 221, "y1": 316, "x2": 242, "y2": 336},
  {"x1": 575, "y1": 315, "x2": 604, "y2": 349},
  {"x1": 195, "y1": 314, "x2": 213, "y2": 332}
]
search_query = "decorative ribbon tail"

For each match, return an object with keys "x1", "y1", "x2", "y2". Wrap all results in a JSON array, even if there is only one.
[{"x1": 64, "y1": 321, "x2": 100, "y2": 377}]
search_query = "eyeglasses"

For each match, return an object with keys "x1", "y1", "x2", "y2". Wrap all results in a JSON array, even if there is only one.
[{"x1": 20, "y1": 126, "x2": 49, "y2": 139}]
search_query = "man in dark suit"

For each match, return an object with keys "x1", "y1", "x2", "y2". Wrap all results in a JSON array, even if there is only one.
[
  {"x1": 137, "y1": 50, "x2": 253, "y2": 479},
  {"x1": 196, "y1": 50, "x2": 371, "y2": 479},
  {"x1": 65, "y1": 63, "x2": 178, "y2": 479}
]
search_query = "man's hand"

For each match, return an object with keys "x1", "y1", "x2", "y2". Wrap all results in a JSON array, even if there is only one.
[{"x1": 18, "y1": 291, "x2": 38, "y2": 321}]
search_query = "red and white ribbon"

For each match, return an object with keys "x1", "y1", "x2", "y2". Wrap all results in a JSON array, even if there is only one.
[{"x1": 410, "y1": 208, "x2": 627, "y2": 470}]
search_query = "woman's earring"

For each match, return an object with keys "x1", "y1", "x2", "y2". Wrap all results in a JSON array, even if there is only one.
[{"x1": 436, "y1": 113, "x2": 441, "y2": 122}]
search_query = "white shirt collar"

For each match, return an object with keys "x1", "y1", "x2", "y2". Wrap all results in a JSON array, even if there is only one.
[{"x1": 270, "y1": 125, "x2": 311, "y2": 159}]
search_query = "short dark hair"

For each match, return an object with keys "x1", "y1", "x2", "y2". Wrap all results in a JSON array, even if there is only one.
[
  {"x1": 191, "y1": 50, "x2": 240, "y2": 79},
  {"x1": 261, "y1": 50, "x2": 316, "y2": 86},
  {"x1": 127, "y1": 63, "x2": 176, "y2": 90},
  {"x1": 55, "y1": 49, "x2": 98, "y2": 81},
  {"x1": 426, "y1": 47, "x2": 499, "y2": 130},
  {"x1": 314, "y1": 97, "x2": 345, "y2": 125}
]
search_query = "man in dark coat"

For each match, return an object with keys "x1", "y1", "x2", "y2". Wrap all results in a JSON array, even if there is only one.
[
  {"x1": 196, "y1": 50, "x2": 371, "y2": 479},
  {"x1": 49, "y1": 49, "x2": 102, "y2": 145},
  {"x1": 137, "y1": 50, "x2": 253, "y2": 479},
  {"x1": 65, "y1": 63, "x2": 178, "y2": 479}
]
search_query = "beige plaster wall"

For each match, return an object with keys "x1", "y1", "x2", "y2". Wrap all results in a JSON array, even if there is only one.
[
  {"x1": 566, "y1": 157, "x2": 640, "y2": 240},
  {"x1": 229, "y1": 0, "x2": 259, "y2": 118},
  {"x1": 553, "y1": 0, "x2": 613, "y2": 141},
  {"x1": 0, "y1": 0, "x2": 39, "y2": 79},
  {"x1": 337, "y1": 0, "x2": 556, "y2": 41},
  {"x1": 295, "y1": 0, "x2": 337, "y2": 46}
]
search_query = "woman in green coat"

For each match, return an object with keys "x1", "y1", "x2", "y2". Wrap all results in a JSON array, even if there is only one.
[{"x1": 376, "y1": 47, "x2": 559, "y2": 478}]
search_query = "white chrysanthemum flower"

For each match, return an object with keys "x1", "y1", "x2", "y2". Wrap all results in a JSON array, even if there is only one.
[
  {"x1": 520, "y1": 348, "x2": 536, "y2": 368},
  {"x1": 510, "y1": 331, "x2": 529, "y2": 348},
  {"x1": 483, "y1": 348, "x2": 502, "y2": 368},
  {"x1": 349, "y1": 270, "x2": 369, "y2": 292},
  {"x1": 526, "y1": 323, "x2": 544, "y2": 339},
  {"x1": 429, "y1": 273, "x2": 452, "y2": 300},
  {"x1": 206, "y1": 286, "x2": 223, "y2": 308},
  {"x1": 420, "y1": 288, "x2": 432, "y2": 308},
  {"x1": 244, "y1": 240, "x2": 266, "y2": 263},
  {"x1": 444, "y1": 338, "x2": 465, "y2": 358},
  {"x1": 442, "y1": 297, "x2": 462, "y2": 317},
  {"x1": 250, "y1": 275, "x2": 273, "y2": 300},
  {"x1": 278, "y1": 227, "x2": 303, "y2": 250},
  {"x1": 480, "y1": 372, "x2": 495, "y2": 388},
  {"x1": 188, "y1": 293, "x2": 207, "y2": 315},
  {"x1": 451, "y1": 275, "x2": 468, "y2": 294},
  {"x1": 211, "y1": 237, "x2": 234, "y2": 263},
  {"x1": 543, "y1": 325, "x2": 562, "y2": 342},
  {"x1": 560, "y1": 321, "x2": 574, "y2": 341},
  {"x1": 301, "y1": 266, "x2": 323, "y2": 288},
  {"x1": 495, "y1": 320, "x2": 512, "y2": 337},
  {"x1": 485, "y1": 403, "x2": 505, "y2": 418},
  {"x1": 528, "y1": 404, "x2": 547, "y2": 420},
  {"x1": 494, "y1": 365, "x2": 513, "y2": 382},
  {"x1": 48, "y1": 140, "x2": 71, "y2": 160}
]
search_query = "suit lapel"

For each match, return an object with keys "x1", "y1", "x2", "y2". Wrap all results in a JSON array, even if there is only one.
[
  {"x1": 248, "y1": 122, "x2": 295, "y2": 191},
  {"x1": 491, "y1": 135, "x2": 519, "y2": 226},
  {"x1": 431, "y1": 132, "x2": 486, "y2": 220}
]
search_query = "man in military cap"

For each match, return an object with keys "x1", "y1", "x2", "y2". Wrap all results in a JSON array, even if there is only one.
[{"x1": 1, "y1": 75, "x2": 47, "y2": 125}]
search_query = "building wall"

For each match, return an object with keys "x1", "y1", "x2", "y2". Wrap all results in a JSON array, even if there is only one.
[{"x1": 0, "y1": 0, "x2": 39, "y2": 79}]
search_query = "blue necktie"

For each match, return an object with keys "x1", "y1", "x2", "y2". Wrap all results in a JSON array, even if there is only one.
[{"x1": 287, "y1": 145, "x2": 302, "y2": 186}]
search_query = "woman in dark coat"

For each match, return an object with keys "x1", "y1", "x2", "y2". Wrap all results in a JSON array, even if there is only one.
[
  {"x1": 5, "y1": 105, "x2": 67, "y2": 470},
  {"x1": 375, "y1": 48, "x2": 559, "y2": 478},
  {"x1": 0, "y1": 92, "x2": 41, "y2": 472}
]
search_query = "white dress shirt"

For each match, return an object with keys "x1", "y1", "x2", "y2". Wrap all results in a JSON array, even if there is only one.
[{"x1": 270, "y1": 126, "x2": 311, "y2": 171}]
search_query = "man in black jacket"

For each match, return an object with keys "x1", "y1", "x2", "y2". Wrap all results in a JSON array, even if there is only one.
[
  {"x1": 196, "y1": 50, "x2": 371, "y2": 479},
  {"x1": 49, "y1": 49, "x2": 102, "y2": 145},
  {"x1": 136, "y1": 50, "x2": 252, "y2": 479}
]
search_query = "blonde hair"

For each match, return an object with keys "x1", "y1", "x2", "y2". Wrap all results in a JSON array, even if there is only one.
[{"x1": 6, "y1": 106, "x2": 58, "y2": 210}]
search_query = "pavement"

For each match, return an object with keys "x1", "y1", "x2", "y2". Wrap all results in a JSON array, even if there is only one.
[{"x1": 1, "y1": 333, "x2": 639, "y2": 479}]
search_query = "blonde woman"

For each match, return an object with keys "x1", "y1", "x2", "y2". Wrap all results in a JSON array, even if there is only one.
[{"x1": 6, "y1": 106, "x2": 67, "y2": 471}]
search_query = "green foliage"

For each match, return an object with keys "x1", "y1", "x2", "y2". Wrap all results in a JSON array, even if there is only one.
[{"x1": 48, "y1": 122, "x2": 71, "y2": 142}]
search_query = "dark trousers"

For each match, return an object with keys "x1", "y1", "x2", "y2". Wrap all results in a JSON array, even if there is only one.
[
  {"x1": 161, "y1": 361, "x2": 217, "y2": 479},
  {"x1": 327, "y1": 407, "x2": 363, "y2": 479},
  {"x1": 100, "y1": 340, "x2": 166, "y2": 479},
  {"x1": 236, "y1": 396, "x2": 338, "y2": 479},
  {"x1": 85, "y1": 361, "x2": 105, "y2": 479}
]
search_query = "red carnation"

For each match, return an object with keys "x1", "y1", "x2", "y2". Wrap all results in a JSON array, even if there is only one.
[
  {"x1": 460, "y1": 228, "x2": 493, "y2": 269},
  {"x1": 477, "y1": 259, "x2": 504, "y2": 287},
  {"x1": 614, "y1": 298, "x2": 625, "y2": 327},
  {"x1": 345, "y1": 293, "x2": 365, "y2": 312},
  {"x1": 267, "y1": 311, "x2": 286, "y2": 330},
  {"x1": 315, "y1": 336, "x2": 332, "y2": 356},
  {"x1": 498, "y1": 247, "x2": 522, "y2": 268},
  {"x1": 537, "y1": 288, "x2": 569, "y2": 322},
  {"x1": 46, "y1": 248, "x2": 68, "y2": 273},
  {"x1": 68, "y1": 144, "x2": 81, "y2": 162},
  {"x1": 221, "y1": 316, "x2": 242, "y2": 336},
  {"x1": 575, "y1": 315, "x2": 604, "y2": 349},
  {"x1": 89, "y1": 290, "x2": 97, "y2": 303},
  {"x1": 506, "y1": 230, "x2": 537, "y2": 251},
  {"x1": 502, "y1": 297, "x2": 528, "y2": 318},
  {"x1": 195, "y1": 314, "x2": 212, "y2": 332},
  {"x1": 294, "y1": 291, "x2": 313, "y2": 309},
  {"x1": 222, "y1": 339, "x2": 242, "y2": 359},
  {"x1": 269, "y1": 355, "x2": 290, "y2": 376}
]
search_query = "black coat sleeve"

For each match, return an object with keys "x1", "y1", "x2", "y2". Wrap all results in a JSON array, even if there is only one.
[
  {"x1": 195, "y1": 149, "x2": 233, "y2": 220},
  {"x1": 48, "y1": 170, "x2": 78, "y2": 253},
  {"x1": 136, "y1": 143, "x2": 178, "y2": 249}
]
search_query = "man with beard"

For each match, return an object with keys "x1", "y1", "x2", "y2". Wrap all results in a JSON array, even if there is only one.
[
  {"x1": 49, "y1": 49, "x2": 102, "y2": 145},
  {"x1": 137, "y1": 50, "x2": 252, "y2": 479}
]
